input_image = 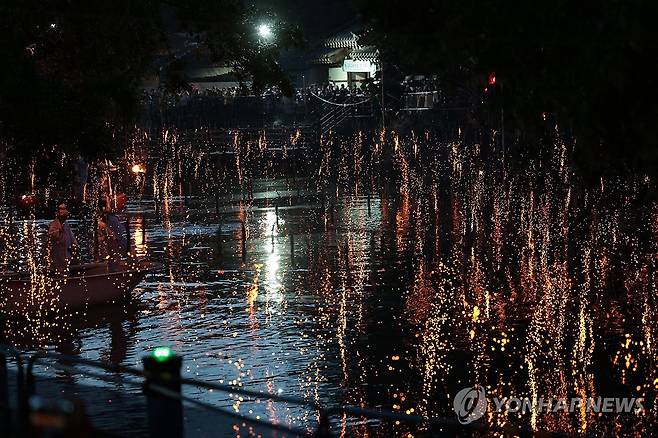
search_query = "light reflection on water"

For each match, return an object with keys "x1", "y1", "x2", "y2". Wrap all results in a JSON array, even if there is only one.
[{"x1": 1, "y1": 137, "x2": 657, "y2": 436}]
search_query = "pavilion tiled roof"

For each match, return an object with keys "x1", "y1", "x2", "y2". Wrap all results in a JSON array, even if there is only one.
[
  {"x1": 347, "y1": 46, "x2": 379, "y2": 62},
  {"x1": 310, "y1": 47, "x2": 349, "y2": 65},
  {"x1": 308, "y1": 24, "x2": 378, "y2": 66},
  {"x1": 324, "y1": 31, "x2": 360, "y2": 50}
]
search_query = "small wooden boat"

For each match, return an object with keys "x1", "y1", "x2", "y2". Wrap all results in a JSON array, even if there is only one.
[{"x1": 0, "y1": 261, "x2": 151, "y2": 314}]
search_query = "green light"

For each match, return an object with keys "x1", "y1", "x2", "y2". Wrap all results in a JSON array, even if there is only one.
[{"x1": 151, "y1": 346, "x2": 174, "y2": 362}]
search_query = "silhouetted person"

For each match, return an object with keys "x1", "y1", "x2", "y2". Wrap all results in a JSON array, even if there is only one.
[
  {"x1": 97, "y1": 209, "x2": 123, "y2": 272},
  {"x1": 106, "y1": 210, "x2": 128, "y2": 253},
  {"x1": 48, "y1": 203, "x2": 77, "y2": 276}
]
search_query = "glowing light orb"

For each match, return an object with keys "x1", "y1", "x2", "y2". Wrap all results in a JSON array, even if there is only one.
[
  {"x1": 131, "y1": 164, "x2": 146, "y2": 174},
  {"x1": 257, "y1": 24, "x2": 273, "y2": 40}
]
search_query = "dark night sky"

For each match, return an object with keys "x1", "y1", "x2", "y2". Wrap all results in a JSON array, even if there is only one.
[{"x1": 254, "y1": 0, "x2": 359, "y2": 43}]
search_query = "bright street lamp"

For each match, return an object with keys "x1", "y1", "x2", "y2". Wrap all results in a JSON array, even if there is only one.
[{"x1": 257, "y1": 23, "x2": 273, "y2": 40}]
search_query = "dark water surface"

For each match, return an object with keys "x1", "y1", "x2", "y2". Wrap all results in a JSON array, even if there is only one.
[{"x1": 2, "y1": 141, "x2": 657, "y2": 437}]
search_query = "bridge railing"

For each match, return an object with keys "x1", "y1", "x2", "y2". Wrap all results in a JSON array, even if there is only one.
[
  {"x1": 1, "y1": 344, "x2": 571, "y2": 437},
  {"x1": 1, "y1": 345, "x2": 327, "y2": 437}
]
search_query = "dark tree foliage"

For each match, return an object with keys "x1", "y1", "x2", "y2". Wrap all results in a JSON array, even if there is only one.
[
  {"x1": 355, "y1": 0, "x2": 658, "y2": 178},
  {"x1": 0, "y1": 0, "x2": 162, "y2": 162},
  {"x1": 0, "y1": 0, "x2": 302, "y2": 163},
  {"x1": 174, "y1": 1, "x2": 303, "y2": 95}
]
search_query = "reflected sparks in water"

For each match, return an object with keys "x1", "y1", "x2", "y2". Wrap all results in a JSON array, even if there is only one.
[{"x1": 1, "y1": 129, "x2": 657, "y2": 436}]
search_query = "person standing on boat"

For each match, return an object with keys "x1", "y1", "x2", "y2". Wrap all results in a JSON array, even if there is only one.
[
  {"x1": 48, "y1": 203, "x2": 78, "y2": 276},
  {"x1": 97, "y1": 201, "x2": 125, "y2": 272},
  {"x1": 105, "y1": 207, "x2": 127, "y2": 254}
]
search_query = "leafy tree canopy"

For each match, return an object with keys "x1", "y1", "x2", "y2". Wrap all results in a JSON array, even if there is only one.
[
  {"x1": 355, "y1": 0, "x2": 658, "y2": 178},
  {"x1": 0, "y1": 0, "x2": 303, "y2": 162}
]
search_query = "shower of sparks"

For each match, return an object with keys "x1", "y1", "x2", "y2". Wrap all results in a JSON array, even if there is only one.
[{"x1": 0, "y1": 124, "x2": 656, "y2": 436}]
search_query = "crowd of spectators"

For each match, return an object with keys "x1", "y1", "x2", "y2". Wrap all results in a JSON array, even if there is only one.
[
  {"x1": 141, "y1": 77, "x2": 445, "y2": 115},
  {"x1": 141, "y1": 76, "x2": 441, "y2": 104},
  {"x1": 141, "y1": 86, "x2": 249, "y2": 105},
  {"x1": 300, "y1": 82, "x2": 371, "y2": 101},
  {"x1": 141, "y1": 80, "x2": 374, "y2": 107},
  {"x1": 402, "y1": 76, "x2": 439, "y2": 93}
]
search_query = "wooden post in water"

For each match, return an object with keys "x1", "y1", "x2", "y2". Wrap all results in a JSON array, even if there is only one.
[
  {"x1": 125, "y1": 218, "x2": 131, "y2": 253},
  {"x1": 216, "y1": 221, "x2": 223, "y2": 256},
  {"x1": 154, "y1": 186, "x2": 160, "y2": 218},
  {"x1": 240, "y1": 220, "x2": 246, "y2": 259},
  {"x1": 290, "y1": 232, "x2": 295, "y2": 261},
  {"x1": 367, "y1": 193, "x2": 371, "y2": 216},
  {"x1": 93, "y1": 219, "x2": 99, "y2": 262}
]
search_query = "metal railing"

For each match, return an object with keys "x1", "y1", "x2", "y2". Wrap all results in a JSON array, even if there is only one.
[
  {"x1": 0, "y1": 344, "x2": 25, "y2": 436},
  {"x1": 2, "y1": 345, "x2": 326, "y2": 437},
  {"x1": 1, "y1": 344, "x2": 573, "y2": 437}
]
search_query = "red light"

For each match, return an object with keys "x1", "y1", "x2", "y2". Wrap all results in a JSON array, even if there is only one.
[{"x1": 488, "y1": 72, "x2": 496, "y2": 86}]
